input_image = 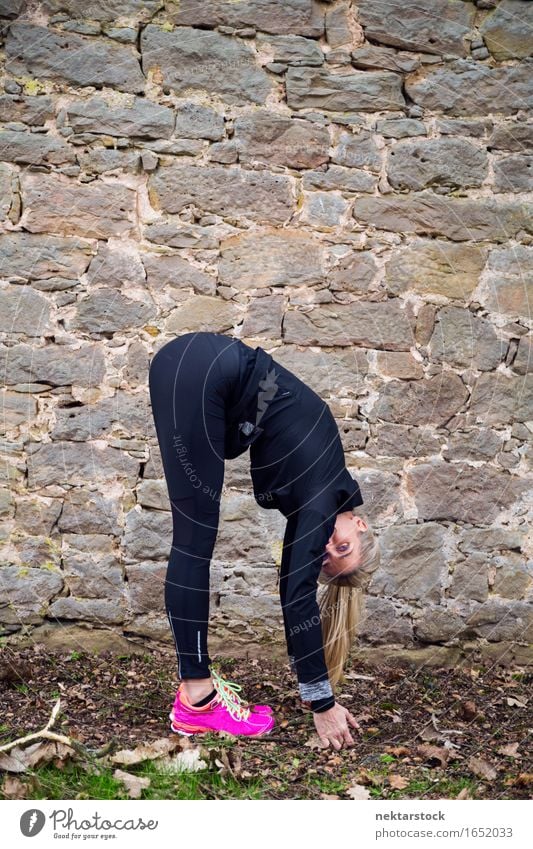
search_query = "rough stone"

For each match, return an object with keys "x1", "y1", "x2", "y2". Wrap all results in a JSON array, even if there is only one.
[
  {"x1": 385, "y1": 239, "x2": 488, "y2": 300},
  {"x1": 141, "y1": 25, "x2": 272, "y2": 106},
  {"x1": 286, "y1": 66, "x2": 405, "y2": 112},
  {"x1": 357, "y1": 0, "x2": 476, "y2": 56},
  {"x1": 219, "y1": 228, "x2": 324, "y2": 290},
  {"x1": 387, "y1": 138, "x2": 487, "y2": 191},
  {"x1": 284, "y1": 299, "x2": 415, "y2": 349},
  {"x1": 149, "y1": 164, "x2": 294, "y2": 224},
  {"x1": 5, "y1": 23, "x2": 145, "y2": 93},
  {"x1": 406, "y1": 461, "x2": 529, "y2": 524}
]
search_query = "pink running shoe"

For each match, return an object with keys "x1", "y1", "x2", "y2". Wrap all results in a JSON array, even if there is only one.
[{"x1": 169, "y1": 667, "x2": 275, "y2": 737}]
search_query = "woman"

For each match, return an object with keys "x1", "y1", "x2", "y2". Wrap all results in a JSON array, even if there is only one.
[{"x1": 148, "y1": 331, "x2": 380, "y2": 750}]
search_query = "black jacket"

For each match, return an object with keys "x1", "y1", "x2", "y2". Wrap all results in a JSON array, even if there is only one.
[{"x1": 225, "y1": 342, "x2": 364, "y2": 711}]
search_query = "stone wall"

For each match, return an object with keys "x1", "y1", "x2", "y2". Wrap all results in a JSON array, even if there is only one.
[{"x1": 0, "y1": 1, "x2": 531, "y2": 662}]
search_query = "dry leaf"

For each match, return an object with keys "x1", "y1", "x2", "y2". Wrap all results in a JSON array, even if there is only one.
[
  {"x1": 0, "y1": 741, "x2": 75, "y2": 774},
  {"x1": 497, "y1": 742, "x2": 520, "y2": 759},
  {"x1": 159, "y1": 747, "x2": 208, "y2": 773},
  {"x1": 304, "y1": 734, "x2": 329, "y2": 750},
  {"x1": 1, "y1": 775, "x2": 28, "y2": 799},
  {"x1": 388, "y1": 774, "x2": 409, "y2": 790},
  {"x1": 346, "y1": 783, "x2": 371, "y2": 799},
  {"x1": 416, "y1": 744, "x2": 451, "y2": 768},
  {"x1": 506, "y1": 697, "x2": 528, "y2": 708},
  {"x1": 113, "y1": 769, "x2": 150, "y2": 799},
  {"x1": 384, "y1": 746, "x2": 411, "y2": 757},
  {"x1": 110, "y1": 736, "x2": 183, "y2": 766},
  {"x1": 456, "y1": 787, "x2": 472, "y2": 799},
  {"x1": 468, "y1": 755, "x2": 498, "y2": 781},
  {"x1": 320, "y1": 793, "x2": 340, "y2": 799}
]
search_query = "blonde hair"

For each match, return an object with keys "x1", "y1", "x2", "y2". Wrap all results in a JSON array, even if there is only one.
[{"x1": 317, "y1": 508, "x2": 380, "y2": 690}]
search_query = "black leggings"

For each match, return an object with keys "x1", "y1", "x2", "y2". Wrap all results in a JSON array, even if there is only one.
[{"x1": 148, "y1": 331, "x2": 251, "y2": 679}]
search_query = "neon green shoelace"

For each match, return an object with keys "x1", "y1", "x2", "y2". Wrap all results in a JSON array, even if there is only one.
[{"x1": 211, "y1": 666, "x2": 251, "y2": 721}]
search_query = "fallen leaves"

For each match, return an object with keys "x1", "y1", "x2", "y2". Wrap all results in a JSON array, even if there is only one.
[
  {"x1": 113, "y1": 769, "x2": 151, "y2": 799},
  {"x1": 468, "y1": 756, "x2": 498, "y2": 782},
  {"x1": 346, "y1": 783, "x2": 371, "y2": 800}
]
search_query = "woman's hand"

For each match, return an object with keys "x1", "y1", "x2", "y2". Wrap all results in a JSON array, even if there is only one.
[{"x1": 313, "y1": 702, "x2": 361, "y2": 750}]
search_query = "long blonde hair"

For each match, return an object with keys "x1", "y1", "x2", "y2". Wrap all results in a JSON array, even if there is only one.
[{"x1": 317, "y1": 508, "x2": 380, "y2": 690}]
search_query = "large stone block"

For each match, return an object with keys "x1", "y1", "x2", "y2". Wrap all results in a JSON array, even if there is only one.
[
  {"x1": 353, "y1": 191, "x2": 532, "y2": 242},
  {"x1": 357, "y1": 0, "x2": 475, "y2": 56},
  {"x1": 387, "y1": 138, "x2": 487, "y2": 191},
  {"x1": 284, "y1": 299, "x2": 415, "y2": 350},
  {"x1": 149, "y1": 164, "x2": 294, "y2": 224},
  {"x1": 141, "y1": 25, "x2": 272, "y2": 105},
  {"x1": 405, "y1": 58, "x2": 533, "y2": 116},
  {"x1": 286, "y1": 67, "x2": 405, "y2": 112},
  {"x1": 405, "y1": 461, "x2": 530, "y2": 524},
  {"x1": 219, "y1": 227, "x2": 324, "y2": 290},
  {"x1": 5, "y1": 23, "x2": 145, "y2": 93}
]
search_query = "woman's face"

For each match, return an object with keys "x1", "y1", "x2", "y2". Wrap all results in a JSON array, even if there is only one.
[{"x1": 320, "y1": 512, "x2": 368, "y2": 578}]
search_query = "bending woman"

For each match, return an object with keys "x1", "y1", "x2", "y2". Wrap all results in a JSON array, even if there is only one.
[{"x1": 148, "y1": 331, "x2": 380, "y2": 750}]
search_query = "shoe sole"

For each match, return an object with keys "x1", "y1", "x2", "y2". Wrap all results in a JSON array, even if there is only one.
[{"x1": 168, "y1": 712, "x2": 274, "y2": 738}]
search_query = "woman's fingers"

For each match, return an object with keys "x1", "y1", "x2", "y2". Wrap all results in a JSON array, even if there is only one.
[{"x1": 346, "y1": 711, "x2": 361, "y2": 730}]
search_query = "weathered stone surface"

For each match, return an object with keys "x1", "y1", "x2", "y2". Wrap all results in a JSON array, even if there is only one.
[
  {"x1": 86, "y1": 243, "x2": 145, "y2": 289},
  {"x1": 0, "y1": 566, "x2": 63, "y2": 627},
  {"x1": 357, "y1": 0, "x2": 475, "y2": 56},
  {"x1": 459, "y1": 527, "x2": 527, "y2": 555},
  {"x1": 62, "y1": 533, "x2": 123, "y2": 599},
  {"x1": 149, "y1": 164, "x2": 294, "y2": 224},
  {"x1": 5, "y1": 24, "x2": 145, "y2": 93},
  {"x1": 284, "y1": 300, "x2": 415, "y2": 349},
  {"x1": 414, "y1": 606, "x2": 467, "y2": 642},
  {"x1": 512, "y1": 336, "x2": 532, "y2": 375},
  {"x1": 22, "y1": 174, "x2": 137, "y2": 239},
  {"x1": 449, "y1": 556, "x2": 489, "y2": 603},
  {"x1": 256, "y1": 32, "x2": 324, "y2": 65},
  {"x1": 51, "y1": 390, "x2": 150, "y2": 441},
  {"x1": 366, "y1": 424, "x2": 443, "y2": 459},
  {"x1": 443, "y1": 428, "x2": 503, "y2": 461},
  {"x1": 123, "y1": 507, "x2": 171, "y2": 562},
  {"x1": 429, "y1": 306, "x2": 506, "y2": 371},
  {"x1": 286, "y1": 67, "x2": 405, "y2": 112},
  {"x1": 480, "y1": 245, "x2": 533, "y2": 319},
  {"x1": 141, "y1": 25, "x2": 272, "y2": 105},
  {"x1": 327, "y1": 249, "x2": 378, "y2": 294},
  {"x1": 372, "y1": 372, "x2": 468, "y2": 425},
  {"x1": 66, "y1": 95, "x2": 175, "y2": 139},
  {"x1": 437, "y1": 117, "x2": 493, "y2": 138},
  {"x1": 406, "y1": 461, "x2": 529, "y2": 524},
  {"x1": 1, "y1": 284, "x2": 53, "y2": 337},
  {"x1": 467, "y1": 372, "x2": 533, "y2": 425},
  {"x1": 26, "y1": 441, "x2": 139, "y2": 489},
  {"x1": 142, "y1": 252, "x2": 216, "y2": 296},
  {"x1": 0, "y1": 95, "x2": 54, "y2": 126},
  {"x1": 376, "y1": 352, "x2": 424, "y2": 380},
  {"x1": 48, "y1": 597, "x2": 126, "y2": 624},
  {"x1": 13, "y1": 496, "x2": 62, "y2": 534},
  {"x1": 0, "y1": 162, "x2": 14, "y2": 222},
  {"x1": 374, "y1": 523, "x2": 448, "y2": 603},
  {"x1": 59, "y1": 489, "x2": 122, "y2": 535},
  {"x1": 358, "y1": 597, "x2": 414, "y2": 643},
  {"x1": 332, "y1": 129, "x2": 381, "y2": 171},
  {"x1": 42, "y1": 0, "x2": 162, "y2": 20},
  {"x1": 465, "y1": 599, "x2": 532, "y2": 641},
  {"x1": 0, "y1": 129, "x2": 76, "y2": 167},
  {"x1": 488, "y1": 121, "x2": 533, "y2": 152},
  {"x1": 69, "y1": 288, "x2": 156, "y2": 334},
  {"x1": 387, "y1": 138, "x2": 487, "y2": 191},
  {"x1": 174, "y1": 102, "x2": 225, "y2": 141},
  {"x1": 0, "y1": 233, "x2": 92, "y2": 281},
  {"x1": 125, "y1": 562, "x2": 165, "y2": 614},
  {"x1": 492, "y1": 553, "x2": 532, "y2": 599},
  {"x1": 385, "y1": 239, "x2": 487, "y2": 300},
  {"x1": 479, "y1": 0, "x2": 533, "y2": 60},
  {"x1": 352, "y1": 191, "x2": 532, "y2": 242},
  {"x1": 168, "y1": 0, "x2": 325, "y2": 37},
  {"x1": 219, "y1": 227, "x2": 324, "y2": 290},
  {"x1": 0, "y1": 343, "x2": 106, "y2": 387},
  {"x1": 377, "y1": 118, "x2": 426, "y2": 138},
  {"x1": 234, "y1": 111, "x2": 329, "y2": 169},
  {"x1": 405, "y1": 59, "x2": 533, "y2": 116},
  {"x1": 163, "y1": 296, "x2": 239, "y2": 335},
  {"x1": 303, "y1": 165, "x2": 378, "y2": 193},
  {"x1": 0, "y1": 391, "x2": 38, "y2": 435},
  {"x1": 493, "y1": 154, "x2": 533, "y2": 193},
  {"x1": 352, "y1": 45, "x2": 420, "y2": 74}
]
